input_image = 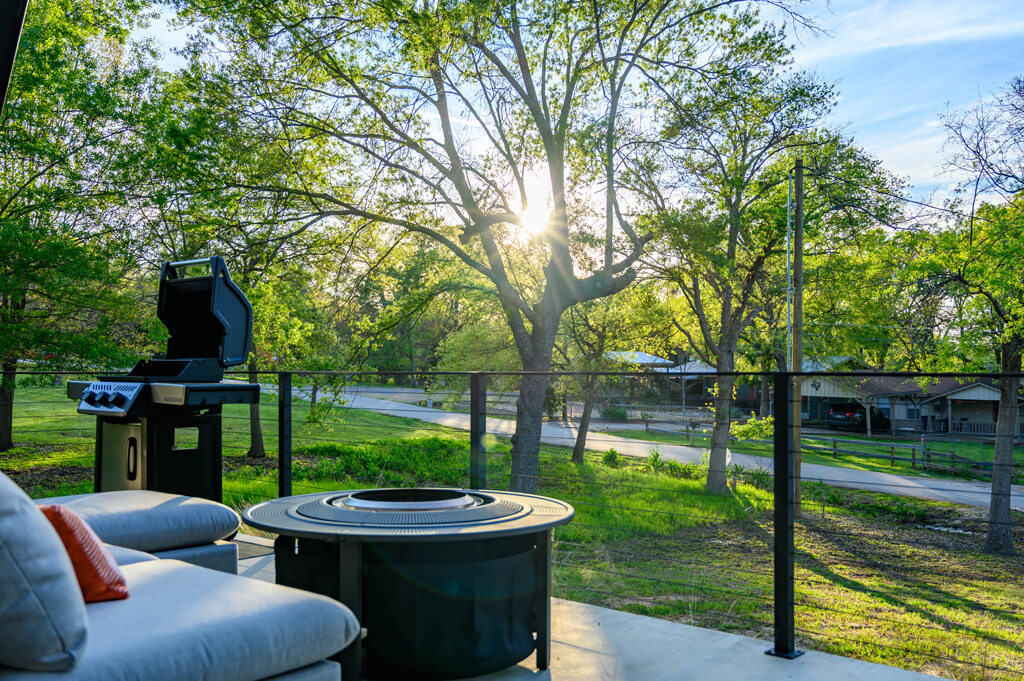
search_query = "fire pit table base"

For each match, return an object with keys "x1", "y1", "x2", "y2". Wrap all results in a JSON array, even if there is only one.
[
  {"x1": 248, "y1": 489, "x2": 572, "y2": 681},
  {"x1": 275, "y1": 532, "x2": 552, "y2": 681}
]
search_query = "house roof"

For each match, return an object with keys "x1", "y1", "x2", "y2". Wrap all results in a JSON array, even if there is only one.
[
  {"x1": 822, "y1": 375, "x2": 999, "y2": 401},
  {"x1": 605, "y1": 351, "x2": 675, "y2": 367},
  {"x1": 651, "y1": 360, "x2": 717, "y2": 375}
]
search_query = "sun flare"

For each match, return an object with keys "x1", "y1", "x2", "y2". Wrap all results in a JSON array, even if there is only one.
[
  {"x1": 520, "y1": 202, "x2": 550, "y2": 235},
  {"x1": 518, "y1": 171, "x2": 552, "y2": 236}
]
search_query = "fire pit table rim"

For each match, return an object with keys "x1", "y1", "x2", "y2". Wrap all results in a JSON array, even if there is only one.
[{"x1": 243, "y1": 488, "x2": 573, "y2": 542}]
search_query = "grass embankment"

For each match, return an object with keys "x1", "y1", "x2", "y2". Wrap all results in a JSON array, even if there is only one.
[
  {"x1": 4, "y1": 386, "x2": 1024, "y2": 679},
  {"x1": 609, "y1": 427, "x2": 1024, "y2": 481}
]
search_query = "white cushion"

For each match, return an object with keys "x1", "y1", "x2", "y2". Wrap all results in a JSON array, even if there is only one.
[
  {"x1": 35, "y1": 490, "x2": 240, "y2": 552},
  {"x1": 0, "y1": 559, "x2": 360, "y2": 681},
  {"x1": 0, "y1": 472, "x2": 88, "y2": 671}
]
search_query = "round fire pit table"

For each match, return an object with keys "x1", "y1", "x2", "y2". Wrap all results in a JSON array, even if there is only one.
[{"x1": 243, "y1": 488, "x2": 573, "y2": 681}]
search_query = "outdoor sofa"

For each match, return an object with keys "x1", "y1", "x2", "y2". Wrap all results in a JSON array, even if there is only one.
[{"x1": 0, "y1": 473, "x2": 361, "y2": 681}]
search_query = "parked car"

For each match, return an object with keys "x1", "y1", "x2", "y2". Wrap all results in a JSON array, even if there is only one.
[{"x1": 826, "y1": 402, "x2": 891, "y2": 432}]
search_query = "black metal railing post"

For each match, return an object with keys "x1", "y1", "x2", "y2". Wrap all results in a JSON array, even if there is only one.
[
  {"x1": 767, "y1": 371, "x2": 803, "y2": 658},
  {"x1": 278, "y1": 372, "x2": 293, "y2": 498},
  {"x1": 470, "y1": 373, "x2": 487, "y2": 489}
]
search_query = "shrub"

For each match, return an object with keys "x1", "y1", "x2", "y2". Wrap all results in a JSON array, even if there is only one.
[
  {"x1": 602, "y1": 448, "x2": 620, "y2": 467},
  {"x1": 730, "y1": 415, "x2": 774, "y2": 441},
  {"x1": 601, "y1": 404, "x2": 628, "y2": 421},
  {"x1": 646, "y1": 448, "x2": 664, "y2": 473},
  {"x1": 744, "y1": 465, "x2": 773, "y2": 491}
]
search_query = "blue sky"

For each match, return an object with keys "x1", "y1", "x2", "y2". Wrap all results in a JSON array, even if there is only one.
[{"x1": 784, "y1": 0, "x2": 1024, "y2": 199}]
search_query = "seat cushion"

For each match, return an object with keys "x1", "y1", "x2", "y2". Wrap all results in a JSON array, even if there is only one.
[
  {"x1": 0, "y1": 473, "x2": 88, "y2": 671},
  {"x1": 154, "y1": 540, "x2": 238, "y2": 574},
  {"x1": 34, "y1": 490, "x2": 240, "y2": 552},
  {"x1": 102, "y1": 544, "x2": 158, "y2": 566},
  {"x1": 0, "y1": 559, "x2": 361, "y2": 681}
]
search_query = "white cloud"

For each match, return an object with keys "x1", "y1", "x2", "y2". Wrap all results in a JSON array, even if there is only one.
[{"x1": 792, "y1": 0, "x2": 1024, "y2": 64}]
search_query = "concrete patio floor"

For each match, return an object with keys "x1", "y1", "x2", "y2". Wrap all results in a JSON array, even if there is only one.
[{"x1": 235, "y1": 535, "x2": 948, "y2": 681}]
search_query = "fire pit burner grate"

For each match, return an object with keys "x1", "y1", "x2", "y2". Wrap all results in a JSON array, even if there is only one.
[
  {"x1": 336, "y1": 488, "x2": 481, "y2": 511},
  {"x1": 289, "y1": 489, "x2": 525, "y2": 528}
]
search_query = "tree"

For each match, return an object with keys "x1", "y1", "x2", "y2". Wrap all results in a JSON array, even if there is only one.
[
  {"x1": 171, "y1": 0, "x2": 795, "y2": 491},
  {"x1": 925, "y1": 74, "x2": 1024, "y2": 555},
  {"x1": 943, "y1": 76, "x2": 1023, "y2": 200},
  {"x1": 0, "y1": 0, "x2": 156, "y2": 450},
  {"x1": 923, "y1": 197, "x2": 1023, "y2": 555},
  {"x1": 644, "y1": 61, "x2": 837, "y2": 492}
]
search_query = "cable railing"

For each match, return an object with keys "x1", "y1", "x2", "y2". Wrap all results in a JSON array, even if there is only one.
[{"x1": 2, "y1": 368, "x2": 1022, "y2": 680}]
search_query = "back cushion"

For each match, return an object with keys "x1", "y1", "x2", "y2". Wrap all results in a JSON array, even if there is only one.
[{"x1": 0, "y1": 473, "x2": 88, "y2": 671}]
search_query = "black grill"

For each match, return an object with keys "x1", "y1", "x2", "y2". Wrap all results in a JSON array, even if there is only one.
[{"x1": 68, "y1": 257, "x2": 259, "y2": 502}]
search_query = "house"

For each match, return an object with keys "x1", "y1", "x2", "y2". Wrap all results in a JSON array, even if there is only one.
[
  {"x1": 800, "y1": 373, "x2": 1023, "y2": 435},
  {"x1": 650, "y1": 360, "x2": 720, "y2": 411}
]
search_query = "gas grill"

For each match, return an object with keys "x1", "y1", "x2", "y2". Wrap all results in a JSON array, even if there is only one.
[{"x1": 68, "y1": 257, "x2": 259, "y2": 502}]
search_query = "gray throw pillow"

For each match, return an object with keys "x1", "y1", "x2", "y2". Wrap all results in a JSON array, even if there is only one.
[{"x1": 0, "y1": 472, "x2": 88, "y2": 670}]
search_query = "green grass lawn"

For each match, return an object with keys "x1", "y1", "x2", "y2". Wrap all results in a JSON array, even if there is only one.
[
  {"x1": 3, "y1": 385, "x2": 1024, "y2": 680},
  {"x1": 608, "y1": 427, "x2": 1024, "y2": 482}
]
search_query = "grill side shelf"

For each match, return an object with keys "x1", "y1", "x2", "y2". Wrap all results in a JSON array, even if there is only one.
[{"x1": 149, "y1": 382, "x2": 260, "y2": 406}]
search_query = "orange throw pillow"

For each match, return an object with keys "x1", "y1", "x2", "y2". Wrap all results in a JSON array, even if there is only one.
[{"x1": 39, "y1": 505, "x2": 130, "y2": 602}]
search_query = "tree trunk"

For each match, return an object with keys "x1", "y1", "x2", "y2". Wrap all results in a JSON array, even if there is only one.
[
  {"x1": 0, "y1": 358, "x2": 16, "y2": 451},
  {"x1": 707, "y1": 372, "x2": 734, "y2": 494},
  {"x1": 511, "y1": 371, "x2": 548, "y2": 492},
  {"x1": 248, "y1": 360, "x2": 266, "y2": 458},
  {"x1": 985, "y1": 341, "x2": 1019, "y2": 555},
  {"x1": 759, "y1": 372, "x2": 771, "y2": 418},
  {"x1": 572, "y1": 374, "x2": 599, "y2": 463}
]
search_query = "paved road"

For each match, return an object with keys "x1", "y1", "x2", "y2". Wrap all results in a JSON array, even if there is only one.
[{"x1": 336, "y1": 389, "x2": 1024, "y2": 510}]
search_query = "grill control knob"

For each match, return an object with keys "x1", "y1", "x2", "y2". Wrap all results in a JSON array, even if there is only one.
[
  {"x1": 83, "y1": 390, "x2": 98, "y2": 405},
  {"x1": 111, "y1": 392, "x2": 126, "y2": 407},
  {"x1": 97, "y1": 392, "x2": 112, "y2": 406}
]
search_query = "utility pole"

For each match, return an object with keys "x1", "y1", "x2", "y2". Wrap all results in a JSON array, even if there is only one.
[{"x1": 792, "y1": 159, "x2": 804, "y2": 514}]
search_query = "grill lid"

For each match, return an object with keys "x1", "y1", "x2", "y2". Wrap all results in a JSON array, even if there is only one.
[{"x1": 157, "y1": 256, "x2": 253, "y2": 370}]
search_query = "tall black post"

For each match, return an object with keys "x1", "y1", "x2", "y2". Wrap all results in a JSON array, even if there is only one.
[
  {"x1": 470, "y1": 373, "x2": 487, "y2": 489},
  {"x1": 278, "y1": 372, "x2": 292, "y2": 498},
  {"x1": 767, "y1": 371, "x2": 803, "y2": 658}
]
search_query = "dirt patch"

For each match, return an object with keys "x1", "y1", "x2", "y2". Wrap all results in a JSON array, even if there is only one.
[{"x1": 5, "y1": 465, "x2": 93, "y2": 491}]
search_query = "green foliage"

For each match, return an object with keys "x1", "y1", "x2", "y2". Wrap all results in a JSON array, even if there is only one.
[
  {"x1": 0, "y1": 0, "x2": 157, "y2": 372},
  {"x1": 601, "y1": 448, "x2": 620, "y2": 467},
  {"x1": 600, "y1": 404, "x2": 628, "y2": 421},
  {"x1": 742, "y1": 465, "x2": 773, "y2": 492},
  {"x1": 646, "y1": 448, "x2": 664, "y2": 473},
  {"x1": 730, "y1": 415, "x2": 774, "y2": 441},
  {"x1": 662, "y1": 459, "x2": 706, "y2": 480},
  {"x1": 293, "y1": 437, "x2": 468, "y2": 488}
]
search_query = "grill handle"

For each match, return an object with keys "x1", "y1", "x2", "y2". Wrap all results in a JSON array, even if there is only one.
[{"x1": 167, "y1": 257, "x2": 214, "y2": 268}]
